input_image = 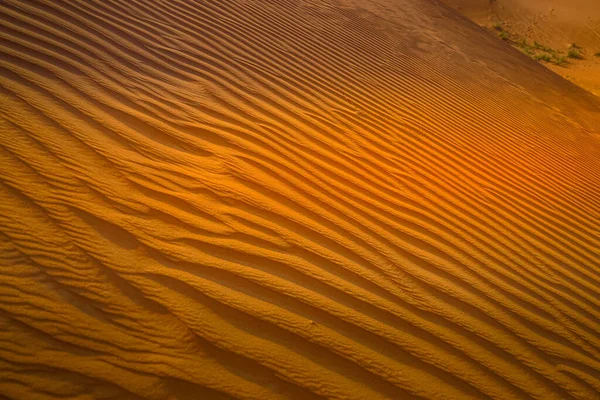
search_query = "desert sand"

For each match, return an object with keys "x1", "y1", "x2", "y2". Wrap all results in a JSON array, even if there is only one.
[
  {"x1": 1, "y1": 0, "x2": 600, "y2": 399},
  {"x1": 441, "y1": 0, "x2": 600, "y2": 96}
]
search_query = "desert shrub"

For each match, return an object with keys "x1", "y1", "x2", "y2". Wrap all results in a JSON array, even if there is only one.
[
  {"x1": 517, "y1": 38, "x2": 535, "y2": 55},
  {"x1": 567, "y1": 48, "x2": 581, "y2": 59},
  {"x1": 553, "y1": 55, "x2": 567, "y2": 65},
  {"x1": 534, "y1": 53, "x2": 552, "y2": 62},
  {"x1": 534, "y1": 41, "x2": 554, "y2": 53},
  {"x1": 522, "y1": 46, "x2": 534, "y2": 55}
]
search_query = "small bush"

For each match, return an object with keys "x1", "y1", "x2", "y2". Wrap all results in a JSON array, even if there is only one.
[
  {"x1": 534, "y1": 53, "x2": 552, "y2": 62},
  {"x1": 533, "y1": 41, "x2": 555, "y2": 53},
  {"x1": 492, "y1": 23, "x2": 503, "y2": 31},
  {"x1": 553, "y1": 55, "x2": 567, "y2": 65},
  {"x1": 517, "y1": 38, "x2": 534, "y2": 54},
  {"x1": 498, "y1": 30, "x2": 509, "y2": 40},
  {"x1": 595, "y1": 51, "x2": 600, "y2": 57},
  {"x1": 567, "y1": 48, "x2": 581, "y2": 59}
]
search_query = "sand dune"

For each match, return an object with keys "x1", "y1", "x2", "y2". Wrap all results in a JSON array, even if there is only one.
[
  {"x1": 441, "y1": 0, "x2": 600, "y2": 95},
  {"x1": 1, "y1": 0, "x2": 600, "y2": 399}
]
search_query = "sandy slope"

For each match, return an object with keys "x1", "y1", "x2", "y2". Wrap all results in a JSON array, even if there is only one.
[
  {"x1": 441, "y1": 0, "x2": 600, "y2": 96},
  {"x1": 1, "y1": 0, "x2": 600, "y2": 399}
]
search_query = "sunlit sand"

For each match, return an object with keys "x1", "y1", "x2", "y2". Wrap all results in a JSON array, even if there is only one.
[{"x1": 1, "y1": 0, "x2": 600, "y2": 399}]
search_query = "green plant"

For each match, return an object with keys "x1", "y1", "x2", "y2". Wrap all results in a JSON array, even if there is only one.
[
  {"x1": 516, "y1": 38, "x2": 534, "y2": 55},
  {"x1": 492, "y1": 22, "x2": 503, "y2": 31},
  {"x1": 533, "y1": 41, "x2": 554, "y2": 53},
  {"x1": 553, "y1": 55, "x2": 567, "y2": 65},
  {"x1": 498, "y1": 30, "x2": 509, "y2": 40},
  {"x1": 522, "y1": 46, "x2": 534, "y2": 55},
  {"x1": 534, "y1": 53, "x2": 552, "y2": 62},
  {"x1": 567, "y1": 48, "x2": 581, "y2": 59}
]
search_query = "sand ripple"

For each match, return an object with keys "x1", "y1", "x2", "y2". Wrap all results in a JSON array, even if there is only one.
[{"x1": 1, "y1": 0, "x2": 600, "y2": 399}]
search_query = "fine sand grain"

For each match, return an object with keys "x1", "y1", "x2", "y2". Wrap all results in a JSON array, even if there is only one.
[{"x1": 1, "y1": 0, "x2": 600, "y2": 399}]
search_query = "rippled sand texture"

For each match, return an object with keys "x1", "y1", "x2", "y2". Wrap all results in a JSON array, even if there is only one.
[{"x1": 2, "y1": 0, "x2": 600, "y2": 399}]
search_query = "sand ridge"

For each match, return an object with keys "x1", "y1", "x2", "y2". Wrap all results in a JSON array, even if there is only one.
[{"x1": 1, "y1": 0, "x2": 600, "y2": 399}]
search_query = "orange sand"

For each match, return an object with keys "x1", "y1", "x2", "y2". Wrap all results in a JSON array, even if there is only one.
[
  {"x1": 1, "y1": 0, "x2": 600, "y2": 399},
  {"x1": 441, "y1": 0, "x2": 600, "y2": 96}
]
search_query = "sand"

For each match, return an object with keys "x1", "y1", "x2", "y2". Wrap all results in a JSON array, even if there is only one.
[
  {"x1": 441, "y1": 0, "x2": 600, "y2": 96},
  {"x1": 1, "y1": 0, "x2": 600, "y2": 399}
]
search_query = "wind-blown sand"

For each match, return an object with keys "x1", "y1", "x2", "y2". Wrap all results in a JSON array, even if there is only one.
[
  {"x1": 441, "y1": 0, "x2": 600, "y2": 96},
  {"x1": 1, "y1": 0, "x2": 600, "y2": 399}
]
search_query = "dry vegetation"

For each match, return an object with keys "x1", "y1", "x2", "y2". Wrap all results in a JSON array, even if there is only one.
[{"x1": 491, "y1": 22, "x2": 589, "y2": 67}]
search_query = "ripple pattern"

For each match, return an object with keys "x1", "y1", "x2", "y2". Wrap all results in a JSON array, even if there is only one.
[{"x1": 1, "y1": 0, "x2": 600, "y2": 399}]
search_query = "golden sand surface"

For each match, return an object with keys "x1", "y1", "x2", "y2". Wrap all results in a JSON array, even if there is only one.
[
  {"x1": 1, "y1": 0, "x2": 600, "y2": 399},
  {"x1": 442, "y1": 0, "x2": 600, "y2": 96}
]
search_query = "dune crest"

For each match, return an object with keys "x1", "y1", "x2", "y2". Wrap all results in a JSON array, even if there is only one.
[{"x1": 1, "y1": 0, "x2": 600, "y2": 399}]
